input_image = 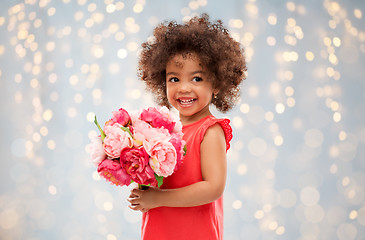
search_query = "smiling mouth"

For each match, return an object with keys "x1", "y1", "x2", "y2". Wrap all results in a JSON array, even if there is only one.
[{"x1": 178, "y1": 98, "x2": 196, "y2": 105}]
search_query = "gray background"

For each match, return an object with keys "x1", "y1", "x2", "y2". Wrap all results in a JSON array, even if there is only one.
[{"x1": 1, "y1": 0, "x2": 364, "y2": 239}]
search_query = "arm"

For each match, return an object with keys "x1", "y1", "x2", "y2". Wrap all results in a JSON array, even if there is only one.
[{"x1": 128, "y1": 123, "x2": 227, "y2": 211}]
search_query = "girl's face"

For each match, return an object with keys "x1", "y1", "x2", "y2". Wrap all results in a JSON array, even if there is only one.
[{"x1": 166, "y1": 53, "x2": 217, "y2": 125}]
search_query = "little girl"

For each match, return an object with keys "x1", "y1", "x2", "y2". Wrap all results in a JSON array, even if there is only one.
[{"x1": 127, "y1": 14, "x2": 247, "y2": 240}]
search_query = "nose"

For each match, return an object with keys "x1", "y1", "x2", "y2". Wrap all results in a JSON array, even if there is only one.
[{"x1": 178, "y1": 80, "x2": 191, "y2": 93}]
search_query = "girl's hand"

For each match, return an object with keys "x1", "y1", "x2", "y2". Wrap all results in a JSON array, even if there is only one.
[{"x1": 127, "y1": 186, "x2": 161, "y2": 212}]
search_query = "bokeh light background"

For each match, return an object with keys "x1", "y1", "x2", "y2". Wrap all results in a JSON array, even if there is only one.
[{"x1": 1, "y1": 0, "x2": 365, "y2": 239}]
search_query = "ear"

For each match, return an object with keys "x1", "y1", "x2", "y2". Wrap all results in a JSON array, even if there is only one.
[{"x1": 213, "y1": 89, "x2": 219, "y2": 96}]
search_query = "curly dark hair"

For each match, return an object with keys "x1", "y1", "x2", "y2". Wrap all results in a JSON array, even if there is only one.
[{"x1": 137, "y1": 13, "x2": 247, "y2": 113}]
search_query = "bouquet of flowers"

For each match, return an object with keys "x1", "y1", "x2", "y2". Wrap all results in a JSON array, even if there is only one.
[{"x1": 89, "y1": 106, "x2": 186, "y2": 188}]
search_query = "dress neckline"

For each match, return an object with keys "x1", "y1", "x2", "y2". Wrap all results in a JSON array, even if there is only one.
[{"x1": 182, "y1": 115, "x2": 214, "y2": 129}]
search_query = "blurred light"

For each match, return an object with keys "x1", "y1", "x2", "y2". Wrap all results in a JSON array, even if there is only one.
[
  {"x1": 86, "y1": 112, "x2": 95, "y2": 122},
  {"x1": 275, "y1": 103, "x2": 285, "y2": 114},
  {"x1": 115, "y1": 31, "x2": 125, "y2": 41},
  {"x1": 126, "y1": 89, "x2": 141, "y2": 100},
  {"x1": 254, "y1": 210, "x2": 264, "y2": 219},
  {"x1": 106, "y1": 4, "x2": 116, "y2": 13},
  {"x1": 354, "y1": 9, "x2": 363, "y2": 19},
  {"x1": 103, "y1": 202, "x2": 113, "y2": 211},
  {"x1": 133, "y1": 4, "x2": 143, "y2": 13},
  {"x1": 14, "y1": 91, "x2": 22, "y2": 103},
  {"x1": 229, "y1": 19, "x2": 244, "y2": 29},
  {"x1": 287, "y1": 97, "x2": 296, "y2": 107},
  {"x1": 127, "y1": 41, "x2": 139, "y2": 51},
  {"x1": 43, "y1": 109, "x2": 53, "y2": 121},
  {"x1": 237, "y1": 164, "x2": 247, "y2": 175},
  {"x1": 107, "y1": 234, "x2": 117, "y2": 240},
  {"x1": 50, "y1": 92, "x2": 59, "y2": 101},
  {"x1": 333, "y1": 112, "x2": 342, "y2": 122},
  {"x1": 267, "y1": 14, "x2": 277, "y2": 25},
  {"x1": 333, "y1": 37, "x2": 341, "y2": 47},
  {"x1": 232, "y1": 116, "x2": 244, "y2": 129},
  {"x1": 92, "y1": 45, "x2": 104, "y2": 58},
  {"x1": 245, "y1": 2, "x2": 258, "y2": 15},
  {"x1": 0, "y1": 209, "x2": 19, "y2": 230},
  {"x1": 47, "y1": 7, "x2": 56, "y2": 16},
  {"x1": 285, "y1": 86, "x2": 294, "y2": 96},
  {"x1": 48, "y1": 185, "x2": 57, "y2": 195},
  {"x1": 266, "y1": 36, "x2": 276, "y2": 46},
  {"x1": 232, "y1": 200, "x2": 242, "y2": 209},
  {"x1": 286, "y1": 2, "x2": 295, "y2": 12},
  {"x1": 247, "y1": 85, "x2": 259, "y2": 98},
  {"x1": 305, "y1": 51, "x2": 314, "y2": 61},
  {"x1": 0, "y1": 45, "x2": 5, "y2": 55},
  {"x1": 276, "y1": 226, "x2": 285, "y2": 235},
  {"x1": 274, "y1": 135, "x2": 283, "y2": 146},
  {"x1": 117, "y1": 48, "x2": 128, "y2": 59},
  {"x1": 47, "y1": 140, "x2": 56, "y2": 150},
  {"x1": 115, "y1": 2, "x2": 125, "y2": 10},
  {"x1": 92, "y1": 89, "x2": 102, "y2": 99},
  {"x1": 358, "y1": 207, "x2": 365, "y2": 226},
  {"x1": 265, "y1": 111, "x2": 274, "y2": 122},
  {"x1": 69, "y1": 75, "x2": 79, "y2": 86},
  {"x1": 240, "y1": 103, "x2": 250, "y2": 113},
  {"x1": 189, "y1": 1, "x2": 199, "y2": 10},
  {"x1": 67, "y1": 107, "x2": 77, "y2": 118}
]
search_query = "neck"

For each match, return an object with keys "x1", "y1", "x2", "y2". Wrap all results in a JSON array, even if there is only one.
[{"x1": 180, "y1": 108, "x2": 212, "y2": 125}]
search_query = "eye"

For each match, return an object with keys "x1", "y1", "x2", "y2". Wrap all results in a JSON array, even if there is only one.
[
  {"x1": 192, "y1": 76, "x2": 203, "y2": 82},
  {"x1": 168, "y1": 77, "x2": 179, "y2": 83}
]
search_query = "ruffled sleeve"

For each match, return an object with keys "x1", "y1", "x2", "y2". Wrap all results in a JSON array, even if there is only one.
[
  {"x1": 198, "y1": 117, "x2": 233, "y2": 152},
  {"x1": 217, "y1": 118, "x2": 232, "y2": 151}
]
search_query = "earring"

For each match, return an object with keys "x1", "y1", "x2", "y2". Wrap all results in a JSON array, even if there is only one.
[{"x1": 214, "y1": 94, "x2": 218, "y2": 99}]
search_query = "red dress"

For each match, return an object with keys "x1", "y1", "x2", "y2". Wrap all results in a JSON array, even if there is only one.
[{"x1": 141, "y1": 115, "x2": 233, "y2": 240}]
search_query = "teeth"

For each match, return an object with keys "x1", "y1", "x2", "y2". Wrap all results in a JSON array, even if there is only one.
[{"x1": 179, "y1": 99, "x2": 194, "y2": 104}]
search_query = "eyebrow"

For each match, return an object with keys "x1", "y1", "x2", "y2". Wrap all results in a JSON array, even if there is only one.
[{"x1": 166, "y1": 70, "x2": 205, "y2": 76}]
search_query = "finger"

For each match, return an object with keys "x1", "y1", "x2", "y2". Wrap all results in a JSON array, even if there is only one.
[
  {"x1": 129, "y1": 204, "x2": 144, "y2": 211},
  {"x1": 127, "y1": 197, "x2": 139, "y2": 204},
  {"x1": 128, "y1": 205, "x2": 139, "y2": 211},
  {"x1": 131, "y1": 188, "x2": 143, "y2": 195},
  {"x1": 128, "y1": 193, "x2": 139, "y2": 198}
]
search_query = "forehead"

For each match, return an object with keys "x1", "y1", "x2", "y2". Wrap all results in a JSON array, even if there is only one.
[{"x1": 167, "y1": 52, "x2": 202, "y2": 69}]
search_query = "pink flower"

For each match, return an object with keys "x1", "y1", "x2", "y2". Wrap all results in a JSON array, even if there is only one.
[
  {"x1": 169, "y1": 133, "x2": 185, "y2": 172},
  {"x1": 132, "y1": 118, "x2": 171, "y2": 146},
  {"x1": 89, "y1": 135, "x2": 107, "y2": 167},
  {"x1": 140, "y1": 106, "x2": 176, "y2": 133},
  {"x1": 120, "y1": 147, "x2": 157, "y2": 186},
  {"x1": 97, "y1": 159, "x2": 132, "y2": 186},
  {"x1": 110, "y1": 108, "x2": 131, "y2": 127},
  {"x1": 145, "y1": 141, "x2": 177, "y2": 177},
  {"x1": 103, "y1": 124, "x2": 133, "y2": 158}
]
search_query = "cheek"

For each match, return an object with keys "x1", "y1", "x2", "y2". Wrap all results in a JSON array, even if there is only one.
[{"x1": 165, "y1": 86, "x2": 173, "y2": 101}]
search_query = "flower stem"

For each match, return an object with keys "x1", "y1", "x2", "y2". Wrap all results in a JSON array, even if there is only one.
[
  {"x1": 94, "y1": 116, "x2": 106, "y2": 142},
  {"x1": 138, "y1": 184, "x2": 149, "y2": 190}
]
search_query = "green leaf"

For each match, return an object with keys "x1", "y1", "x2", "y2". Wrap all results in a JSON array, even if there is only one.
[
  {"x1": 121, "y1": 126, "x2": 133, "y2": 138},
  {"x1": 94, "y1": 116, "x2": 106, "y2": 142},
  {"x1": 154, "y1": 173, "x2": 164, "y2": 188},
  {"x1": 183, "y1": 144, "x2": 187, "y2": 156}
]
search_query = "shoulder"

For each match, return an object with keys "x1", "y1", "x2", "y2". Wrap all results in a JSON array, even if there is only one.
[
  {"x1": 201, "y1": 119, "x2": 228, "y2": 149},
  {"x1": 201, "y1": 117, "x2": 232, "y2": 151},
  {"x1": 204, "y1": 123, "x2": 225, "y2": 139}
]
